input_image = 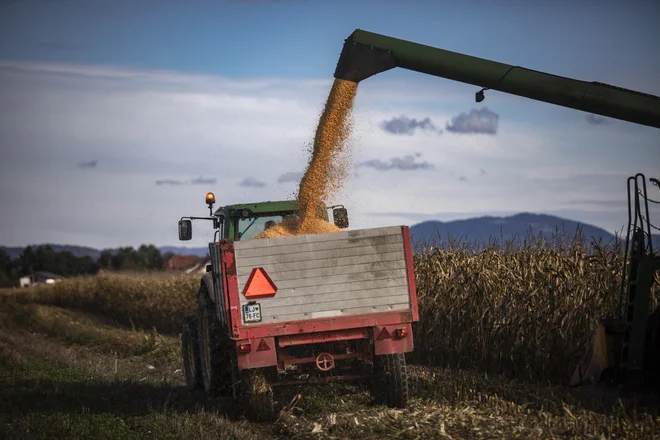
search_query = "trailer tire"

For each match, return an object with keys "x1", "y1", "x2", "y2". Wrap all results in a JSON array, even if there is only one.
[
  {"x1": 197, "y1": 287, "x2": 229, "y2": 397},
  {"x1": 371, "y1": 353, "x2": 409, "y2": 408},
  {"x1": 229, "y1": 352, "x2": 277, "y2": 421},
  {"x1": 181, "y1": 316, "x2": 203, "y2": 391}
]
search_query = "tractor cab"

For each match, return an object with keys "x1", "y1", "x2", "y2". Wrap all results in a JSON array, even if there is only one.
[{"x1": 177, "y1": 192, "x2": 349, "y2": 242}]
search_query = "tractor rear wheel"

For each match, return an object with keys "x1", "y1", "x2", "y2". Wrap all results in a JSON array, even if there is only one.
[
  {"x1": 371, "y1": 353, "x2": 409, "y2": 408},
  {"x1": 181, "y1": 316, "x2": 203, "y2": 391},
  {"x1": 197, "y1": 287, "x2": 230, "y2": 397}
]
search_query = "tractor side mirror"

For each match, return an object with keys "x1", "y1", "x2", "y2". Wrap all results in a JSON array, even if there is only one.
[
  {"x1": 178, "y1": 219, "x2": 192, "y2": 241},
  {"x1": 333, "y1": 207, "x2": 349, "y2": 229}
]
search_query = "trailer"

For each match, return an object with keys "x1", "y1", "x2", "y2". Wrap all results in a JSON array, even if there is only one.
[{"x1": 178, "y1": 195, "x2": 418, "y2": 419}]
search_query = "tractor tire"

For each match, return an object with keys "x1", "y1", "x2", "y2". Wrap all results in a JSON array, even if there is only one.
[
  {"x1": 181, "y1": 316, "x2": 203, "y2": 391},
  {"x1": 197, "y1": 286, "x2": 230, "y2": 397},
  {"x1": 371, "y1": 353, "x2": 409, "y2": 408},
  {"x1": 229, "y1": 350, "x2": 277, "y2": 421}
]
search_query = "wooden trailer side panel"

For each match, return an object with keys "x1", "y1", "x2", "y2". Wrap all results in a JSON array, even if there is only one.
[{"x1": 232, "y1": 226, "x2": 413, "y2": 326}]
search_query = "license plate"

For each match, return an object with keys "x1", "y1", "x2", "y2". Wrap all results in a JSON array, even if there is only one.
[{"x1": 243, "y1": 303, "x2": 262, "y2": 323}]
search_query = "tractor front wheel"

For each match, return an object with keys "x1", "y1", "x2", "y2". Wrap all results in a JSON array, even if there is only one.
[{"x1": 371, "y1": 353, "x2": 409, "y2": 408}]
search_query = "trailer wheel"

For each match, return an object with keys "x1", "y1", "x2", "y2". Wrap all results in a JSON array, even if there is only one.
[
  {"x1": 197, "y1": 287, "x2": 230, "y2": 397},
  {"x1": 181, "y1": 316, "x2": 203, "y2": 391},
  {"x1": 371, "y1": 353, "x2": 409, "y2": 408},
  {"x1": 229, "y1": 351, "x2": 277, "y2": 421}
]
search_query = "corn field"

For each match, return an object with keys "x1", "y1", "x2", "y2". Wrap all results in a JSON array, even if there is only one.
[
  {"x1": 410, "y1": 233, "x2": 641, "y2": 384},
  {"x1": 4, "y1": 232, "x2": 658, "y2": 385}
]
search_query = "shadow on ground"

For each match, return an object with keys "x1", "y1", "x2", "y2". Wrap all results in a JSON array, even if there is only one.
[
  {"x1": 408, "y1": 365, "x2": 660, "y2": 417},
  {"x1": 1, "y1": 375, "x2": 238, "y2": 419}
]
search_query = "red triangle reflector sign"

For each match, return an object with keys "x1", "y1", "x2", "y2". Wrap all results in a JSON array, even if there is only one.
[
  {"x1": 243, "y1": 267, "x2": 277, "y2": 299},
  {"x1": 377, "y1": 328, "x2": 392, "y2": 340},
  {"x1": 256, "y1": 339, "x2": 270, "y2": 352}
]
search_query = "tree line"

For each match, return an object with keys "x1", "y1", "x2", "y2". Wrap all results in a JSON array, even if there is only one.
[{"x1": 0, "y1": 245, "x2": 177, "y2": 288}]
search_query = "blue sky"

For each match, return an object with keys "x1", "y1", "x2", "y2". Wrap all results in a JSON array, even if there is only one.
[
  {"x1": 0, "y1": 0, "x2": 659, "y2": 248},
  {"x1": 3, "y1": 0, "x2": 659, "y2": 82}
]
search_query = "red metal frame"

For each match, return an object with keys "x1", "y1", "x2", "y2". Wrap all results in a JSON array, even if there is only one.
[
  {"x1": 278, "y1": 351, "x2": 368, "y2": 366},
  {"x1": 218, "y1": 225, "x2": 419, "y2": 343},
  {"x1": 235, "y1": 337, "x2": 278, "y2": 369},
  {"x1": 373, "y1": 323, "x2": 414, "y2": 355},
  {"x1": 401, "y1": 226, "x2": 420, "y2": 322},
  {"x1": 278, "y1": 328, "x2": 370, "y2": 347}
]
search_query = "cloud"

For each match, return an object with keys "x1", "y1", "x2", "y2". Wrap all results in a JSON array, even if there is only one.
[
  {"x1": 585, "y1": 114, "x2": 612, "y2": 125},
  {"x1": 357, "y1": 155, "x2": 433, "y2": 171},
  {"x1": 459, "y1": 175, "x2": 467, "y2": 181},
  {"x1": 277, "y1": 172, "x2": 303, "y2": 183},
  {"x1": 480, "y1": 169, "x2": 487, "y2": 175},
  {"x1": 239, "y1": 177, "x2": 267, "y2": 188},
  {"x1": 154, "y1": 177, "x2": 216, "y2": 186},
  {"x1": 380, "y1": 115, "x2": 442, "y2": 136},
  {"x1": 0, "y1": 59, "x2": 656, "y2": 250},
  {"x1": 77, "y1": 160, "x2": 98, "y2": 169},
  {"x1": 155, "y1": 179, "x2": 184, "y2": 186},
  {"x1": 189, "y1": 176, "x2": 216, "y2": 185},
  {"x1": 446, "y1": 108, "x2": 499, "y2": 134},
  {"x1": 565, "y1": 199, "x2": 626, "y2": 208}
]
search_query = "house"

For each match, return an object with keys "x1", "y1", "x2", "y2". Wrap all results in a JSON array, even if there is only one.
[
  {"x1": 165, "y1": 254, "x2": 208, "y2": 273},
  {"x1": 19, "y1": 271, "x2": 64, "y2": 288},
  {"x1": 185, "y1": 259, "x2": 212, "y2": 275}
]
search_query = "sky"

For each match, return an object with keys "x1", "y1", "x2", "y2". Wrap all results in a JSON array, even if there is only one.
[{"x1": 0, "y1": 0, "x2": 659, "y2": 250}]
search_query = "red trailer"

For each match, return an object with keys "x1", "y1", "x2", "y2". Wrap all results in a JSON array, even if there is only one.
[{"x1": 181, "y1": 222, "x2": 418, "y2": 419}]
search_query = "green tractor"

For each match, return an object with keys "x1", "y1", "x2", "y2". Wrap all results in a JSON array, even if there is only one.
[{"x1": 177, "y1": 194, "x2": 349, "y2": 396}]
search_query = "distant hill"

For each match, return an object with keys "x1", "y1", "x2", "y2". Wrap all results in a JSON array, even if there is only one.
[
  {"x1": 0, "y1": 244, "x2": 104, "y2": 260},
  {"x1": 0, "y1": 244, "x2": 210, "y2": 260},
  {"x1": 3, "y1": 213, "x2": 659, "y2": 259},
  {"x1": 159, "y1": 246, "x2": 209, "y2": 257},
  {"x1": 409, "y1": 213, "x2": 660, "y2": 248}
]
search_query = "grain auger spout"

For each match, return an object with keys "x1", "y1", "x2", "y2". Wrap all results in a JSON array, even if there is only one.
[{"x1": 333, "y1": 29, "x2": 660, "y2": 129}]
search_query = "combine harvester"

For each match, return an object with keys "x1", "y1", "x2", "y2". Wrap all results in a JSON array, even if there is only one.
[{"x1": 332, "y1": 29, "x2": 660, "y2": 390}]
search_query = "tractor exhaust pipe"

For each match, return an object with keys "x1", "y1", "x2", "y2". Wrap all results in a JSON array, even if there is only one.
[{"x1": 333, "y1": 29, "x2": 660, "y2": 129}]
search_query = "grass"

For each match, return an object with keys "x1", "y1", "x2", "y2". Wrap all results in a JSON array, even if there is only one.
[
  {"x1": 2, "y1": 233, "x2": 660, "y2": 438},
  {"x1": 0, "y1": 302, "x2": 265, "y2": 440},
  {"x1": 1, "y1": 298, "x2": 659, "y2": 439}
]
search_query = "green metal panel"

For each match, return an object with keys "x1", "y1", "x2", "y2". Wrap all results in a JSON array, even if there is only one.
[
  {"x1": 627, "y1": 257, "x2": 660, "y2": 370},
  {"x1": 334, "y1": 29, "x2": 660, "y2": 129},
  {"x1": 225, "y1": 200, "x2": 299, "y2": 214}
]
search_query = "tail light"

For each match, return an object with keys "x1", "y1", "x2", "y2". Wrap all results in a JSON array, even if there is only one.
[
  {"x1": 238, "y1": 343, "x2": 251, "y2": 353},
  {"x1": 395, "y1": 328, "x2": 408, "y2": 339}
]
